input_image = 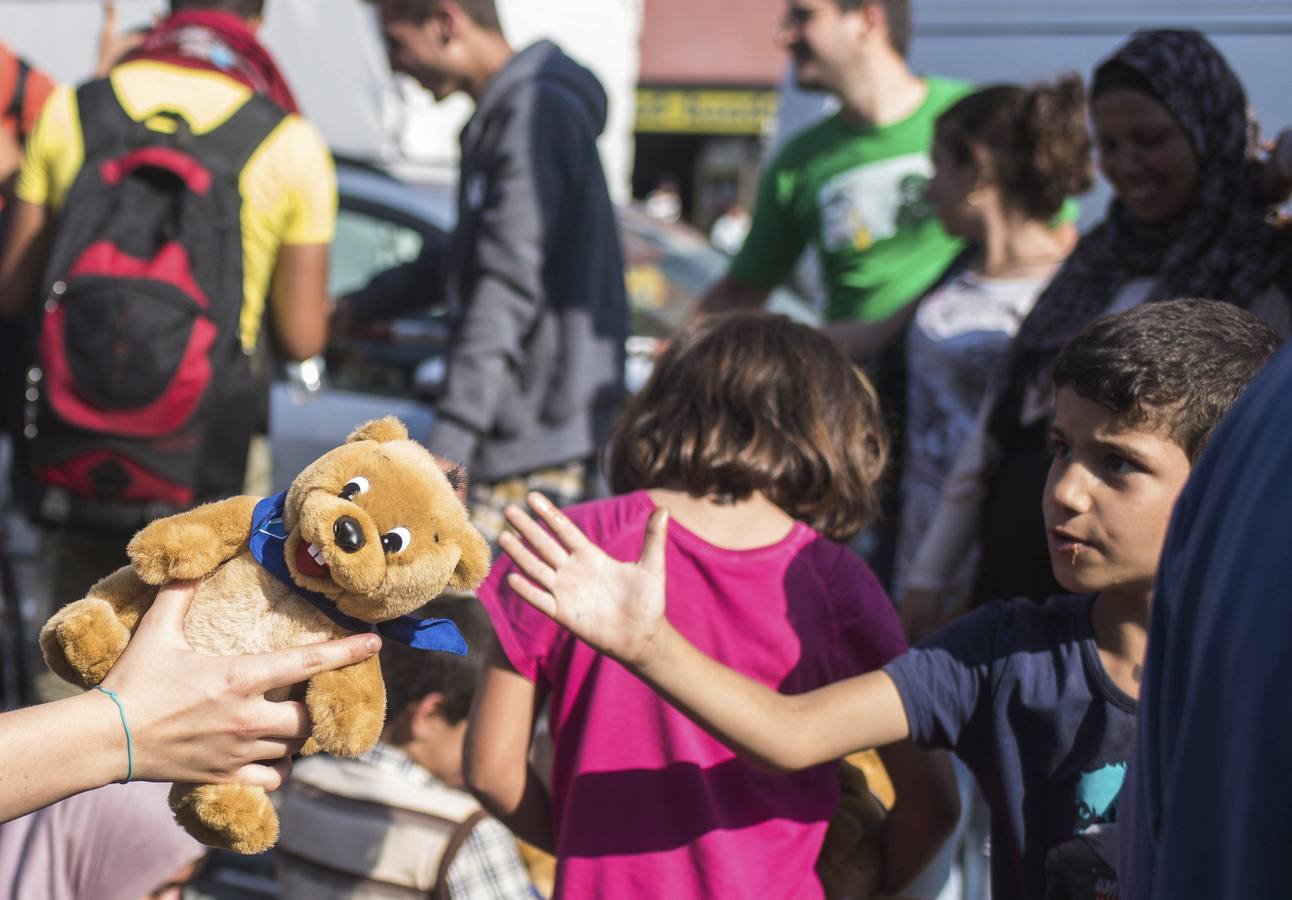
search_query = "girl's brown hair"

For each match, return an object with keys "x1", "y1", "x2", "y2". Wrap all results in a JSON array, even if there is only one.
[
  {"x1": 606, "y1": 312, "x2": 888, "y2": 542},
  {"x1": 935, "y1": 74, "x2": 1093, "y2": 221}
]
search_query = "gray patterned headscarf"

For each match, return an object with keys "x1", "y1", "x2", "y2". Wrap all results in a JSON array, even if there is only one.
[{"x1": 1010, "y1": 29, "x2": 1287, "y2": 361}]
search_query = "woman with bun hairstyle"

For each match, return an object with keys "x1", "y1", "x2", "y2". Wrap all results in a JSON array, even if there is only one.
[
  {"x1": 901, "y1": 29, "x2": 1292, "y2": 638},
  {"x1": 892, "y1": 75, "x2": 1092, "y2": 611}
]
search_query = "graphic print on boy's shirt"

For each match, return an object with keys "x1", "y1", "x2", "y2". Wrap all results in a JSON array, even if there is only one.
[
  {"x1": 1041, "y1": 762, "x2": 1127, "y2": 899},
  {"x1": 1075, "y1": 761, "x2": 1127, "y2": 830},
  {"x1": 1002, "y1": 755, "x2": 1129, "y2": 900},
  {"x1": 883, "y1": 594, "x2": 1136, "y2": 900}
]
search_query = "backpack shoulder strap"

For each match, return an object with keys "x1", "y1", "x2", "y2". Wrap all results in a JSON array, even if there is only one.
[
  {"x1": 74, "y1": 77, "x2": 137, "y2": 160},
  {"x1": 431, "y1": 809, "x2": 489, "y2": 899},
  {"x1": 191, "y1": 93, "x2": 288, "y2": 179},
  {"x1": 74, "y1": 80, "x2": 287, "y2": 178}
]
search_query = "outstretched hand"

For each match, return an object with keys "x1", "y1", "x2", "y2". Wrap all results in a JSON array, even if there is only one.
[
  {"x1": 99, "y1": 580, "x2": 381, "y2": 789},
  {"x1": 499, "y1": 493, "x2": 670, "y2": 669}
]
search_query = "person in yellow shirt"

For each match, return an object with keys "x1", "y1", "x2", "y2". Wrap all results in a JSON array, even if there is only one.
[
  {"x1": 0, "y1": 0, "x2": 337, "y2": 683},
  {"x1": 2, "y1": 0, "x2": 335, "y2": 355}
]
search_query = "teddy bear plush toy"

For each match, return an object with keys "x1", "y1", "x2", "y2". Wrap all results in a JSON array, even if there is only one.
[{"x1": 38, "y1": 417, "x2": 491, "y2": 854}]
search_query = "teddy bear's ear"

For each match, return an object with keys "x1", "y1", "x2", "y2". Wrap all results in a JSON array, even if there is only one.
[
  {"x1": 347, "y1": 417, "x2": 408, "y2": 444},
  {"x1": 448, "y1": 526, "x2": 492, "y2": 592}
]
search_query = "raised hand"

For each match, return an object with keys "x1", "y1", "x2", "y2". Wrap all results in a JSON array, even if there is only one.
[
  {"x1": 498, "y1": 492, "x2": 670, "y2": 668},
  {"x1": 95, "y1": 1, "x2": 150, "y2": 78}
]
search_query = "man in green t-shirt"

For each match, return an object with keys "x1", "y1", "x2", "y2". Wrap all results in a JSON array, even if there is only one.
[{"x1": 701, "y1": 0, "x2": 970, "y2": 336}]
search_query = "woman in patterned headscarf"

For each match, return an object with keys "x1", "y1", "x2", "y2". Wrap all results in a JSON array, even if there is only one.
[
  {"x1": 900, "y1": 29, "x2": 1292, "y2": 635},
  {"x1": 1012, "y1": 29, "x2": 1290, "y2": 360}
]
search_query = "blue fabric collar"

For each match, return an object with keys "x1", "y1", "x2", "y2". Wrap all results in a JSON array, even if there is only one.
[{"x1": 248, "y1": 492, "x2": 467, "y2": 655}]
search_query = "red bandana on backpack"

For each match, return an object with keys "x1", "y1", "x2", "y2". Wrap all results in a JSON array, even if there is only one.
[{"x1": 123, "y1": 10, "x2": 300, "y2": 114}]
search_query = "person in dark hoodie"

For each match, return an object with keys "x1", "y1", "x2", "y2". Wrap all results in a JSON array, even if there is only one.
[{"x1": 353, "y1": 0, "x2": 629, "y2": 545}]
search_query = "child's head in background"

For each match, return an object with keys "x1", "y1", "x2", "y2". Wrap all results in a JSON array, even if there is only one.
[{"x1": 607, "y1": 311, "x2": 888, "y2": 542}]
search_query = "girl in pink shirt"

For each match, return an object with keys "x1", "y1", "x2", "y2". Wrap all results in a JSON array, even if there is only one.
[{"x1": 466, "y1": 312, "x2": 956, "y2": 899}]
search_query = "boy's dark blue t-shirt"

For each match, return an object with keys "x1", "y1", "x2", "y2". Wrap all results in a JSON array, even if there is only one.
[{"x1": 884, "y1": 594, "x2": 1137, "y2": 900}]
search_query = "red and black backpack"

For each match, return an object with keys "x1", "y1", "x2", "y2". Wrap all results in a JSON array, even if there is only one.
[{"x1": 20, "y1": 78, "x2": 286, "y2": 529}]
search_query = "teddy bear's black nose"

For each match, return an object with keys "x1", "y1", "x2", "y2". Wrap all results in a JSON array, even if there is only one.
[{"x1": 333, "y1": 516, "x2": 366, "y2": 552}]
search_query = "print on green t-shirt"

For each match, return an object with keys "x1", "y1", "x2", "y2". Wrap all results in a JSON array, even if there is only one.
[{"x1": 731, "y1": 76, "x2": 972, "y2": 323}]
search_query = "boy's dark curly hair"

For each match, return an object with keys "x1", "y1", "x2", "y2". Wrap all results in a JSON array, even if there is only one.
[{"x1": 1053, "y1": 299, "x2": 1282, "y2": 462}]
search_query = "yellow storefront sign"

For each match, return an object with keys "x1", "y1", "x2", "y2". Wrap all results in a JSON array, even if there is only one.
[{"x1": 635, "y1": 88, "x2": 779, "y2": 135}]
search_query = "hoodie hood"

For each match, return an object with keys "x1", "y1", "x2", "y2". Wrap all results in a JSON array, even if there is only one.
[{"x1": 472, "y1": 39, "x2": 608, "y2": 137}]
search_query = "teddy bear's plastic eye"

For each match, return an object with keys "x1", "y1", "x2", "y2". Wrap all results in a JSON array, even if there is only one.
[
  {"x1": 340, "y1": 476, "x2": 370, "y2": 501},
  {"x1": 381, "y1": 527, "x2": 412, "y2": 555}
]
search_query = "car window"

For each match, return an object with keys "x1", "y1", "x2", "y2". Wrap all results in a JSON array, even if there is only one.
[
  {"x1": 324, "y1": 204, "x2": 447, "y2": 399},
  {"x1": 329, "y1": 207, "x2": 427, "y2": 297}
]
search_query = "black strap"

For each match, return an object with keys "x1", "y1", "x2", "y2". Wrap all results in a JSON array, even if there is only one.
[
  {"x1": 7, "y1": 58, "x2": 30, "y2": 136},
  {"x1": 189, "y1": 92, "x2": 287, "y2": 178},
  {"x1": 75, "y1": 78, "x2": 139, "y2": 161}
]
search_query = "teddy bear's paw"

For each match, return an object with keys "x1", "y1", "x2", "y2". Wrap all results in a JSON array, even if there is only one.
[
  {"x1": 298, "y1": 736, "x2": 321, "y2": 757},
  {"x1": 304, "y1": 659, "x2": 385, "y2": 758},
  {"x1": 305, "y1": 705, "x2": 383, "y2": 758},
  {"x1": 38, "y1": 598, "x2": 130, "y2": 688},
  {"x1": 38, "y1": 609, "x2": 86, "y2": 688},
  {"x1": 128, "y1": 522, "x2": 229, "y2": 585},
  {"x1": 169, "y1": 782, "x2": 280, "y2": 855}
]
